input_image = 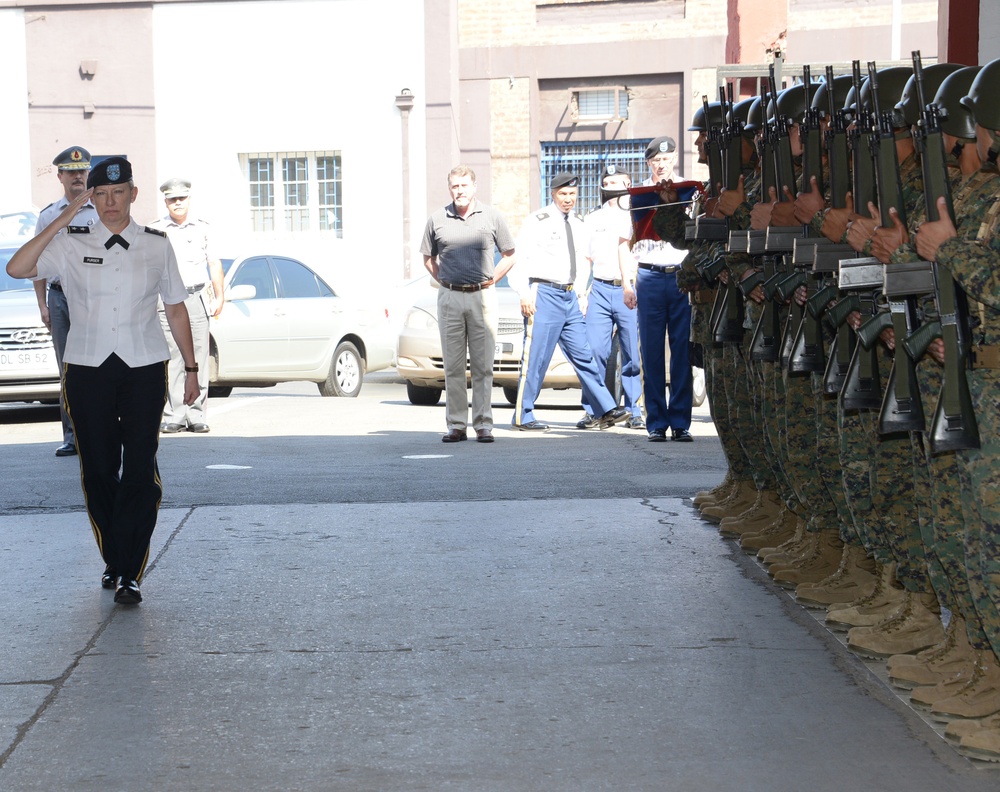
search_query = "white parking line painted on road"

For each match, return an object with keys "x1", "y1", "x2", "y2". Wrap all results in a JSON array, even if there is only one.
[
  {"x1": 402, "y1": 455, "x2": 452, "y2": 459},
  {"x1": 206, "y1": 464, "x2": 253, "y2": 469}
]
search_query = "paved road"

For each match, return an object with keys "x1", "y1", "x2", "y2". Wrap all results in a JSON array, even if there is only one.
[{"x1": 0, "y1": 374, "x2": 996, "y2": 790}]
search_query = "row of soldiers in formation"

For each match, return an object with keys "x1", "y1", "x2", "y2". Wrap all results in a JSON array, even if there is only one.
[{"x1": 651, "y1": 53, "x2": 1000, "y2": 760}]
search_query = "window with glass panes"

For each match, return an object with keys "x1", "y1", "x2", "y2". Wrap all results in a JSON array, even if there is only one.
[{"x1": 241, "y1": 151, "x2": 343, "y2": 236}]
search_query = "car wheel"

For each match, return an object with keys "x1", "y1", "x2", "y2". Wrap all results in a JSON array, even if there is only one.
[
  {"x1": 604, "y1": 331, "x2": 623, "y2": 406},
  {"x1": 319, "y1": 341, "x2": 364, "y2": 397},
  {"x1": 208, "y1": 385, "x2": 233, "y2": 398},
  {"x1": 206, "y1": 349, "x2": 231, "y2": 397},
  {"x1": 407, "y1": 382, "x2": 442, "y2": 405},
  {"x1": 692, "y1": 366, "x2": 707, "y2": 407},
  {"x1": 502, "y1": 385, "x2": 519, "y2": 405}
]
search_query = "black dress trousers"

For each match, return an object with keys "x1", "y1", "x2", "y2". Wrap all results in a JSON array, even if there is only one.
[{"x1": 64, "y1": 354, "x2": 168, "y2": 581}]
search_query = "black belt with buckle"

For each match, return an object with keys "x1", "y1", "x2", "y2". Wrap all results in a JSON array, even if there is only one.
[
  {"x1": 594, "y1": 277, "x2": 622, "y2": 287},
  {"x1": 187, "y1": 283, "x2": 206, "y2": 294},
  {"x1": 530, "y1": 278, "x2": 574, "y2": 292},
  {"x1": 638, "y1": 263, "x2": 680, "y2": 274},
  {"x1": 49, "y1": 281, "x2": 63, "y2": 292},
  {"x1": 440, "y1": 278, "x2": 494, "y2": 293}
]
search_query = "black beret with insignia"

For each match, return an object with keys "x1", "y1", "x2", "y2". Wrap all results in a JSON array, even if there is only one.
[
  {"x1": 599, "y1": 163, "x2": 630, "y2": 183},
  {"x1": 549, "y1": 171, "x2": 579, "y2": 190},
  {"x1": 644, "y1": 136, "x2": 677, "y2": 159},
  {"x1": 87, "y1": 156, "x2": 133, "y2": 189}
]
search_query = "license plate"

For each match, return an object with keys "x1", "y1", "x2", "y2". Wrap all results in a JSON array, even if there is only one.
[
  {"x1": 495, "y1": 342, "x2": 513, "y2": 356},
  {"x1": 0, "y1": 349, "x2": 55, "y2": 375}
]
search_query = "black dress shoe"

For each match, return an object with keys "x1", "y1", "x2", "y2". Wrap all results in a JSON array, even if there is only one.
[
  {"x1": 188, "y1": 423, "x2": 210, "y2": 433},
  {"x1": 101, "y1": 565, "x2": 118, "y2": 590},
  {"x1": 671, "y1": 428, "x2": 693, "y2": 442},
  {"x1": 55, "y1": 443, "x2": 77, "y2": 457},
  {"x1": 512, "y1": 421, "x2": 549, "y2": 432},
  {"x1": 648, "y1": 429, "x2": 667, "y2": 442},
  {"x1": 160, "y1": 423, "x2": 184, "y2": 434},
  {"x1": 575, "y1": 413, "x2": 600, "y2": 429},
  {"x1": 114, "y1": 578, "x2": 142, "y2": 605},
  {"x1": 475, "y1": 428, "x2": 494, "y2": 443},
  {"x1": 442, "y1": 429, "x2": 468, "y2": 443},
  {"x1": 597, "y1": 407, "x2": 629, "y2": 429}
]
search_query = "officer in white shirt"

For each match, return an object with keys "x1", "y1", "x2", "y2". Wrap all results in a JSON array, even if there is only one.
[
  {"x1": 7, "y1": 157, "x2": 198, "y2": 606},
  {"x1": 578, "y1": 164, "x2": 644, "y2": 430},
  {"x1": 507, "y1": 171, "x2": 628, "y2": 431},
  {"x1": 33, "y1": 146, "x2": 99, "y2": 457},
  {"x1": 149, "y1": 178, "x2": 225, "y2": 434}
]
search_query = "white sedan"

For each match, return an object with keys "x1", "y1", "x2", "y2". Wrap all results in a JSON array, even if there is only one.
[{"x1": 209, "y1": 253, "x2": 394, "y2": 398}]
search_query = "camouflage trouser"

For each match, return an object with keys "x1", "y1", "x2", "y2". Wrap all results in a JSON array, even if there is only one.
[
  {"x1": 708, "y1": 342, "x2": 753, "y2": 481},
  {"x1": 961, "y1": 368, "x2": 1000, "y2": 657},
  {"x1": 782, "y1": 367, "x2": 839, "y2": 533},
  {"x1": 839, "y1": 402, "x2": 890, "y2": 563},
  {"x1": 814, "y1": 374, "x2": 857, "y2": 545},
  {"x1": 914, "y1": 363, "x2": 988, "y2": 647},
  {"x1": 730, "y1": 340, "x2": 777, "y2": 491},
  {"x1": 871, "y1": 347, "x2": 932, "y2": 594}
]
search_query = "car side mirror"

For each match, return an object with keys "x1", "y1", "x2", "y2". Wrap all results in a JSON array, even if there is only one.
[{"x1": 226, "y1": 284, "x2": 256, "y2": 301}]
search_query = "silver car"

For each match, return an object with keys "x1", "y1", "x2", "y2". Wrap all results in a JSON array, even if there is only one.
[
  {"x1": 0, "y1": 238, "x2": 61, "y2": 405},
  {"x1": 209, "y1": 253, "x2": 395, "y2": 398}
]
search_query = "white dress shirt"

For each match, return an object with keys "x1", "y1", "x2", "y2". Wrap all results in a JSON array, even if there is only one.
[
  {"x1": 509, "y1": 204, "x2": 589, "y2": 299},
  {"x1": 36, "y1": 219, "x2": 189, "y2": 367}
]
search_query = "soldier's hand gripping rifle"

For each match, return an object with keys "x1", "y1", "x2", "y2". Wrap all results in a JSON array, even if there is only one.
[
  {"x1": 693, "y1": 93, "x2": 730, "y2": 242},
  {"x1": 854, "y1": 60, "x2": 925, "y2": 434},
  {"x1": 835, "y1": 258, "x2": 885, "y2": 410},
  {"x1": 906, "y1": 51, "x2": 980, "y2": 453}
]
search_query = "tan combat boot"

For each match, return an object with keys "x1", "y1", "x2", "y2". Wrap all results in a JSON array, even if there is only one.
[
  {"x1": 826, "y1": 562, "x2": 905, "y2": 631},
  {"x1": 909, "y1": 648, "x2": 987, "y2": 708},
  {"x1": 846, "y1": 591, "x2": 945, "y2": 659},
  {"x1": 888, "y1": 617, "x2": 975, "y2": 689},
  {"x1": 719, "y1": 490, "x2": 784, "y2": 538},
  {"x1": 931, "y1": 652, "x2": 1000, "y2": 721},
  {"x1": 759, "y1": 519, "x2": 811, "y2": 565},
  {"x1": 739, "y1": 506, "x2": 798, "y2": 553},
  {"x1": 959, "y1": 723, "x2": 1000, "y2": 762},
  {"x1": 795, "y1": 544, "x2": 877, "y2": 609},
  {"x1": 771, "y1": 531, "x2": 844, "y2": 589},
  {"x1": 945, "y1": 712, "x2": 1000, "y2": 744},
  {"x1": 700, "y1": 480, "x2": 758, "y2": 523},
  {"x1": 693, "y1": 472, "x2": 735, "y2": 507}
]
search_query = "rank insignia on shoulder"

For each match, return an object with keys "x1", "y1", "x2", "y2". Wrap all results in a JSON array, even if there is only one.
[
  {"x1": 143, "y1": 226, "x2": 166, "y2": 237},
  {"x1": 536, "y1": 212, "x2": 549, "y2": 221},
  {"x1": 67, "y1": 226, "x2": 91, "y2": 234}
]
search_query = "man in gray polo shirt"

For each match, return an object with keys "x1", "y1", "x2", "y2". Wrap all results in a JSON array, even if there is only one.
[{"x1": 420, "y1": 165, "x2": 515, "y2": 443}]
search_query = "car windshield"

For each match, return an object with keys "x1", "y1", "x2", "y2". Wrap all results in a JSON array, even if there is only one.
[{"x1": 0, "y1": 247, "x2": 33, "y2": 291}]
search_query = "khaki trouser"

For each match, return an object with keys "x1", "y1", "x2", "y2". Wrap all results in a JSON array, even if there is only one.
[{"x1": 437, "y1": 286, "x2": 498, "y2": 432}]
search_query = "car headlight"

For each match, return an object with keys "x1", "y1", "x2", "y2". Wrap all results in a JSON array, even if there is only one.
[{"x1": 403, "y1": 307, "x2": 437, "y2": 331}]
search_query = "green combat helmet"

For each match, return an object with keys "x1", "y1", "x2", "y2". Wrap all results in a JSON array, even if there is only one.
[
  {"x1": 933, "y1": 66, "x2": 981, "y2": 141},
  {"x1": 811, "y1": 74, "x2": 853, "y2": 120},
  {"x1": 744, "y1": 96, "x2": 764, "y2": 132},
  {"x1": 858, "y1": 66, "x2": 913, "y2": 127},
  {"x1": 688, "y1": 101, "x2": 725, "y2": 132},
  {"x1": 729, "y1": 97, "x2": 756, "y2": 138},
  {"x1": 767, "y1": 83, "x2": 808, "y2": 127},
  {"x1": 960, "y1": 58, "x2": 1000, "y2": 165},
  {"x1": 895, "y1": 63, "x2": 963, "y2": 126},
  {"x1": 960, "y1": 57, "x2": 1000, "y2": 130}
]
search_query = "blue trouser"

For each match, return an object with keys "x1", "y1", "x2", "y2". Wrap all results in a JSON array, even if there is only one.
[
  {"x1": 636, "y1": 267, "x2": 693, "y2": 433},
  {"x1": 48, "y1": 285, "x2": 73, "y2": 445},
  {"x1": 514, "y1": 283, "x2": 617, "y2": 426},
  {"x1": 582, "y1": 279, "x2": 642, "y2": 417}
]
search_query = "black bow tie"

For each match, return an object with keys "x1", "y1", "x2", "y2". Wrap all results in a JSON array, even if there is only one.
[{"x1": 105, "y1": 234, "x2": 130, "y2": 250}]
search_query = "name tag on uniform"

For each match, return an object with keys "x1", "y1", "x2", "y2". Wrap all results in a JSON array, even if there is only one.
[{"x1": 84, "y1": 256, "x2": 104, "y2": 264}]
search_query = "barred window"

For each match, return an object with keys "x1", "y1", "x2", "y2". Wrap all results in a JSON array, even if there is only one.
[{"x1": 241, "y1": 151, "x2": 343, "y2": 236}]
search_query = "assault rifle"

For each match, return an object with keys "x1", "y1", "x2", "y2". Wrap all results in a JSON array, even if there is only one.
[{"x1": 904, "y1": 49, "x2": 980, "y2": 452}]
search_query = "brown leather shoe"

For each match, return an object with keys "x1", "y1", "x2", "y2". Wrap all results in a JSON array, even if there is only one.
[
  {"x1": 475, "y1": 428, "x2": 494, "y2": 443},
  {"x1": 442, "y1": 429, "x2": 468, "y2": 443}
]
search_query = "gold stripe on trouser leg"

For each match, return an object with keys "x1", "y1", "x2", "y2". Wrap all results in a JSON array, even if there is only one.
[{"x1": 514, "y1": 314, "x2": 534, "y2": 423}]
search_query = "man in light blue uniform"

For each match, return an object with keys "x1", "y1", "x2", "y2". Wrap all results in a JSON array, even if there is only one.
[
  {"x1": 578, "y1": 164, "x2": 644, "y2": 430},
  {"x1": 33, "y1": 146, "x2": 99, "y2": 457},
  {"x1": 508, "y1": 171, "x2": 628, "y2": 431},
  {"x1": 632, "y1": 136, "x2": 694, "y2": 442}
]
